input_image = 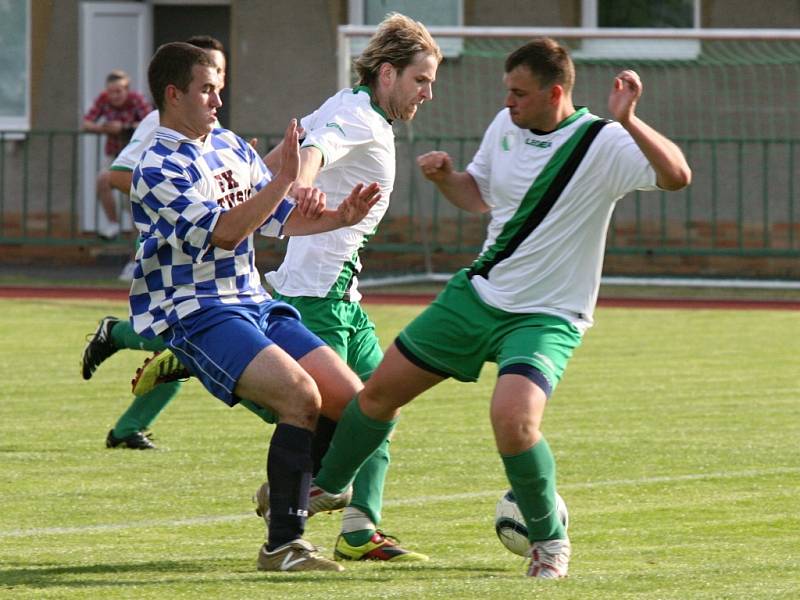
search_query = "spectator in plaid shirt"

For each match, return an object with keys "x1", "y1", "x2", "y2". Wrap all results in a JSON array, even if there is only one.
[
  {"x1": 83, "y1": 70, "x2": 152, "y2": 239},
  {"x1": 127, "y1": 41, "x2": 380, "y2": 572}
]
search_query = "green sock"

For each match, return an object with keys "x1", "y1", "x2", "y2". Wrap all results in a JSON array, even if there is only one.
[
  {"x1": 112, "y1": 381, "x2": 181, "y2": 438},
  {"x1": 349, "y1": 438, "x2": 390, "y2": 525},
  {"x1": 239, "y1": 398, "x2": 278, "y2": 424},
  {"x1": 501, "y1": 437, "x2": 565, "y2": 542},
  {"x1": 315, "y1": 397, "x2": 395, "y2": 495},
  {"x1": 111, "y1": 321, "x2": 166, "y2": 352},
  {"x1": 342, "y1": 528, "x2": 376, "y2": 547}
]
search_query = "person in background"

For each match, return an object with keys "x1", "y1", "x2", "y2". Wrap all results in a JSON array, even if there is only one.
[{"x1": 82, "y1": 70, "x2": 152, "y2": 240}]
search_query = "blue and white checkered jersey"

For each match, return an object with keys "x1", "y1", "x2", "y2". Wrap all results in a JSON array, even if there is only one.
[{"x1": 128, "y1": 126, "x2": 295, "y2": 337}]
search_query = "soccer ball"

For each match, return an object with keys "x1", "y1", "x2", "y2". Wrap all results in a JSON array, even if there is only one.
[{"x1": 494, "y1": 490, "x2": 569, "y2": 556}]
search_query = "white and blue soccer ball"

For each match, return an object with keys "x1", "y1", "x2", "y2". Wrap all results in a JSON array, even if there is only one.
[{"x1": 494, "y1": 490, "x2": 569, "y2": 556}]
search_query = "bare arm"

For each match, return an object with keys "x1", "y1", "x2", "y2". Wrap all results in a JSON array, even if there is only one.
[
  {"x1": 417, "y1": 151, "x2": 490, "y2": 214},
  {"x1": 211, "y1": 120, "x2": 299, "y2": 250},
  {"x1": 283, "y1": 182, "x2": 381, "y2": 236},
  {"x1": 609, "y1": 70, "x2": 692, "y2": 191},
  {"x1": 82, "y1": 119, "x2": 123, "y2": 135},
  {"x1": 108, "y1": 170, "x2": 133, "y2": 195}
]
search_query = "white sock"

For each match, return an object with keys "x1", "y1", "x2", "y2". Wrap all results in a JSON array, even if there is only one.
[{"x1": 340, "y1": 506, "x2": 376, "y2": 534}]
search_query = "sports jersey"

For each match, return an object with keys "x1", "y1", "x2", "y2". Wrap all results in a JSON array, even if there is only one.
[
  {"x1": 112, "y1": 111, "x2": 223, "y2": 174},
  {"x1": 465, "y1": 107, "x2": 658, "y2": 332},
  {"x1": 264, "y1": 86, "x2": 394, "y2": 302},
  {"x1": 128, "y1": 126, "x2": 295, "y2": 338},
  {"x1": 110, "y1": 110, "x2": 160, "y2": 172}
]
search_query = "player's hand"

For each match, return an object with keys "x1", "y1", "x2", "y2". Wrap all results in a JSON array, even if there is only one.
[
  {"x1": 276, "y1": 119, "x2": 299, "y2": 186},
  {"x1": 417, "y1": 151, "x2": 453, "y2": 183},
  {"x1": 291, "y1": 184, "x2": 326, "y2": 219},
  {"x1": 608, "y1": 70, "x2": 642, "y2": 125},
  {"x1": 337, "y1": 182, "x2": 381, "y2": 226}
]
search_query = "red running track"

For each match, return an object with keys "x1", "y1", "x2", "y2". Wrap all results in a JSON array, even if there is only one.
[{"x1": 0, "y1": 285, "x2": 798, "y2": 310}]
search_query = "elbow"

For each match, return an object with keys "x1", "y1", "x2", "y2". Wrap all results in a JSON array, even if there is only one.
[
  {"x1": 660, "y1": 166, "x2": 692, "y2": 191},
  {"x1": 210, "y1": 232, "x2": 241, "y2": 251}
]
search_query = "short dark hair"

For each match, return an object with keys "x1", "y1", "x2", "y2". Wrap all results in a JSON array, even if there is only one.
[
  {"x1": 505, "y1": 38, "x2": 575, "y2": 94},
  {"x1": 184, "y1": 35, "x2": 225, "y2": 53},
  {"x1": 148, "y1": 42, "x2": 214, "y2": 112}
]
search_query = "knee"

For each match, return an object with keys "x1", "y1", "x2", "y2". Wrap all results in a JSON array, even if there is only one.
[
  {"x1": 491, "y1": 411, "x2": 542, "y2": 453},
  {"x1": 358, "y1": 380, "x2": 402, "y2": 421},
  {"x1": 279, "y1": 372, "x2": 322, "y2": 428}
]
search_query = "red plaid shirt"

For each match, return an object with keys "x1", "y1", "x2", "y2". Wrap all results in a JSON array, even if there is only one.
[{"x1": 83, "y1": 90, "x2": 153, "y2": 157}]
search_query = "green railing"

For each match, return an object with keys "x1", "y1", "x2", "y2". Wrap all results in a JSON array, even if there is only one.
[{"x1": 1, "y1": 130, "x2": 798, "y2": 276}]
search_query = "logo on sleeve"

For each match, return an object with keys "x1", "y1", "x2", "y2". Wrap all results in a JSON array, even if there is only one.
[{"x1": 326, "y1": 122, "x2": 346, "y2": 136}]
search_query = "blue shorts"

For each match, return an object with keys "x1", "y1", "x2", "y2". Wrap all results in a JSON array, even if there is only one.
[{"x1": 162, "y1": 301, "x2": 326, "y2": 406}]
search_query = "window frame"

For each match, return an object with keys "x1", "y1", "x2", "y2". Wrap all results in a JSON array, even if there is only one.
[
  {"x1": 0, "y1": 0, "x2": 31, "y2": 132},
  {"x1": 577, "y1": 0, "x2": 702, "y2": 60},
  {"x1": 347, "y1": 0, "x2": 464, "y2": 58}
]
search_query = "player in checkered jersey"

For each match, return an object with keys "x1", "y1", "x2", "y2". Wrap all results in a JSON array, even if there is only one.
[{"x1": 128, "y1": 41, "x2": 380, "y2": 572}]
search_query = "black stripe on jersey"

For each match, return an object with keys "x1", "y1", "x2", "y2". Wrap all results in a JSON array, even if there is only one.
[{"x1": 468, "y1": 118, "x2": 610, "y2": 281}]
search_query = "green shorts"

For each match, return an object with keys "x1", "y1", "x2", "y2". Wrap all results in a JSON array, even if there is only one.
[
  {"x1": 396, "y1": 270, "x2": 582, "y2": 392},
  {"x1": 273, "y1": 294, "x2": 383, "y2": 381}
]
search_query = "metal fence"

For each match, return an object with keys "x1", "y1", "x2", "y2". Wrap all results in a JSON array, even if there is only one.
[{"x1": 0, "y1": 129, "x2": 797, "y2": 277}]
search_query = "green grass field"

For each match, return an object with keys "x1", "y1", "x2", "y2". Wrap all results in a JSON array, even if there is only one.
[{"x1": 0, "y1": 298, "x2": 798, "y2": 599}]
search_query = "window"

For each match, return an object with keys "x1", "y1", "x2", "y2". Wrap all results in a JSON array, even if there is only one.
[
  {"x1": 0, "y1": 0, "x2": 30, "y2": 131},
  {"x1": 348, "y1": 0, "x2": 463, "y2": 58},
  {"x1": 577, "y1": 0, "x2": 701, "y2": 60}
]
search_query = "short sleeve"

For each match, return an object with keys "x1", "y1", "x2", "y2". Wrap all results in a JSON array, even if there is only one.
[
  {"x1": 83, "y1": 93, "x2": 106, "y2": 122},
  {"x1": 466, "y1": 114, "x2": 501, "y2": 206},
  {"x1": 598, "y1": 124, "x2": 659, "y2": 198},
  {"x1": 300, "y1": 111, "x2": 374, "y2": 168}
]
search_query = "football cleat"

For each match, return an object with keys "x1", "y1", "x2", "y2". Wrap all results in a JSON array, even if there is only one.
[
  {"x1": 131, "y1": 350, "x2": 190, "y2": 396},
  {"x1": 526, "y1": 538, "x2": 571, "y2": 579},
  {"x1": 105, "y1": 429, "x2": 157, "y2": 450},
  {"x1": 81, "y1": 316, "x2": 120, "y2": 380},
  {"x1": 334, "y1": 531, "x2": 429, "y2": 562},
  {"x1": 257, "y1": 539, "x2": 344, "y2": 572},
  {"x1": 309, "y1": 483, "x2": 352, "y2": 516}
]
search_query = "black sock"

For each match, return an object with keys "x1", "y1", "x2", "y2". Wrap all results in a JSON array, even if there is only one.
[
  {"x1": 311, "y1": 415, "x2": 338, "y2": 476},
  {"x1": 265, "y1": 423, "x2": 313, "y2": 551}
]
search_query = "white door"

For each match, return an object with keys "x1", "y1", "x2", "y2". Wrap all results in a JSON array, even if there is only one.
[{"x1": 79, "y1": 1, "x2": 151, "y2": 233}]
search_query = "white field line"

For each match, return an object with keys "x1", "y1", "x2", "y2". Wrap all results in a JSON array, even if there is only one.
[{"x1": 2, "y1": 466, "x2": 798, "y2": 539}]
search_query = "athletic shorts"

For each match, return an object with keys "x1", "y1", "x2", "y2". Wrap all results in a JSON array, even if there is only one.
[
  {"x1": 163, "y1": 301, "x2": 326, "y2": 406},
  {"x1": 274, "y1": 294, "x2": 383, "y2": 381},
  {"x1": 396, "y1": 269, "x2": 582, "y2": 393}
]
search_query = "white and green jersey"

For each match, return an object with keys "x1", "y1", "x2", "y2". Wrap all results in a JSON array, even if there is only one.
[
  {"x1": 110, "y1": 109, "x2": 160, "y2": 172},
  {"x1": 264, "y1": 87, "x2": 394, "y2": 302},
  {"x1": 466, "y1": 107, "x2": 658, "y2": 332},
  {"x1": 111, "y1": 110, "x2": 223, "y2": 175}
]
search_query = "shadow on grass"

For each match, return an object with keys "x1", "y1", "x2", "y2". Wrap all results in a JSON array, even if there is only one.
[
  {"x1": 0, "y1": 559, "x2": 502, "y2": 589},
  {"x1": 0, "y1": 559, "x2": 345, "y2": 589},
  {"x1": 0, "y1": 560, "x2": 498, "y2": 589}
]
